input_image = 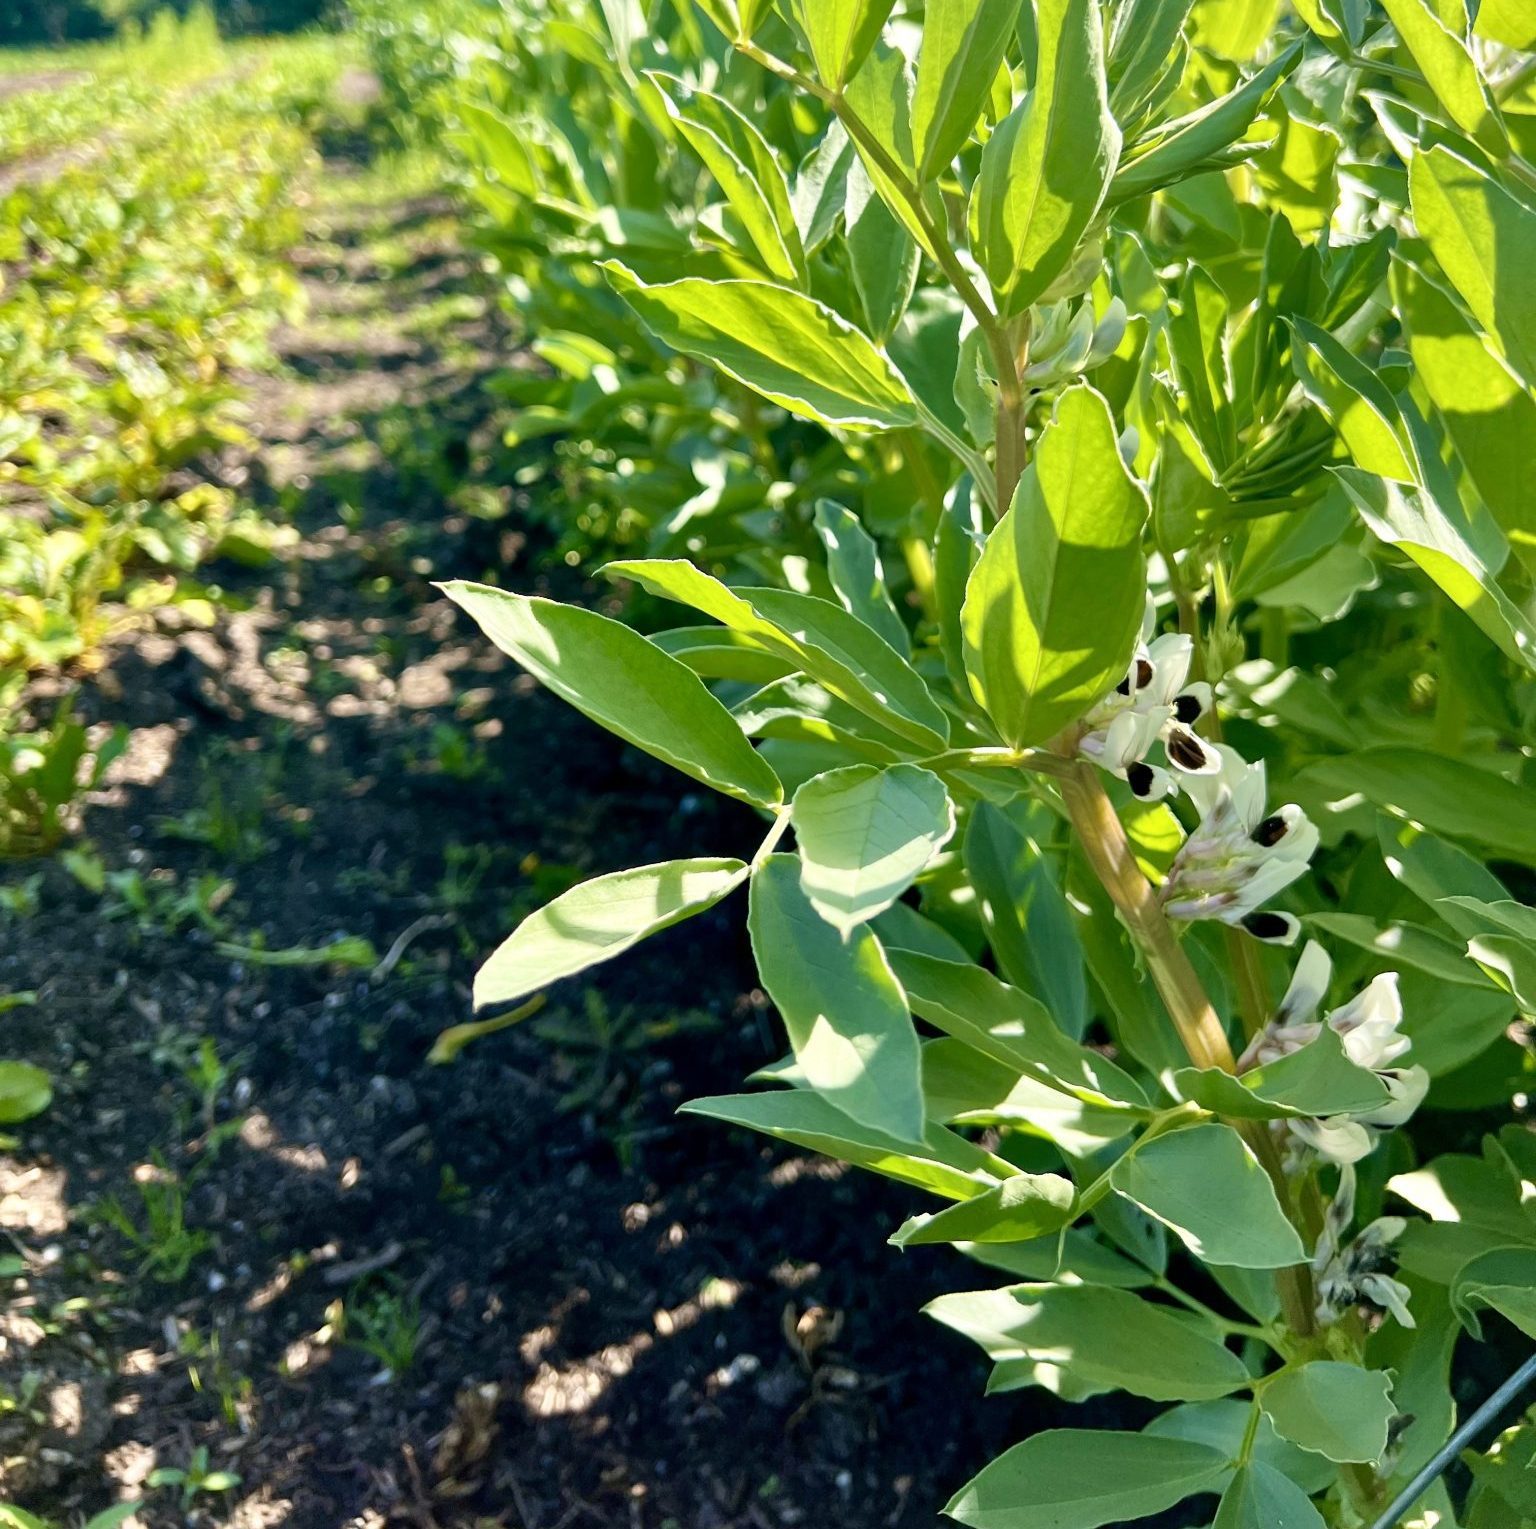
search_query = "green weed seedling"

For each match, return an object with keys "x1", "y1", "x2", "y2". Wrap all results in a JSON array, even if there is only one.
[
  {"x1": 341, "y1": 1278, "x2": 421, "y2": 1378},
  {"x1": 95, "y1": 1157, "x2": 214, "y2": 1284},
  {"x1": 147, "y1": 1446, "x2": 241, "y2": 1509}
]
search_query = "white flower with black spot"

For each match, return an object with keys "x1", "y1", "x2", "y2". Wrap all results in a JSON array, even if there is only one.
[
  {"x1": 1313, "y1": 1164, "x2": 1416, "y2": 1328},
  {"x1": 1159, "y1": 745, "x2": 1317, "y2": 945},
  {"x1": 1077, "y1": 599, "x2": 1218, "y2": 802},
  {"x1": 1240, "y1": 941, "x2": 1430, "y2": 1164}
]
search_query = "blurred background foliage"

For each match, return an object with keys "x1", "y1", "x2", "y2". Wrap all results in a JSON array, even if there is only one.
[{"x1": 0, "y1": 0, "x2": 332, "y2": 45}]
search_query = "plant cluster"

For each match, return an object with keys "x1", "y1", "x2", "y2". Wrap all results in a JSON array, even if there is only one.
[
  {"x1": 434, "y1": 0, "x2": 1536, "y2": 1524},
  {"x1": 0, "y1": 36, "x2": 342, "y2": 855}
]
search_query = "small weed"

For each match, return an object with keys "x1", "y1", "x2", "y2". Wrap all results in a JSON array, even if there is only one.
[
  {"x1": 95, "y1": 1158, "x2": 213, "y2": 1283},
  {"x1": 341, "y1": 1278, "x2": 420, "y2": 1377},
  {"x1": 147, "y1": 1445, "x2": 241, "y2": 1508},
  {"x1": 0, "y1": 875, "x2": 41, "y2": 919}
]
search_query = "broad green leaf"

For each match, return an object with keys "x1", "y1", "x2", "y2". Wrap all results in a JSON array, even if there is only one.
[
  {"x1": 1213, "y1": 1462, "x2": 1326, "y2": 1529},
  {"x1": 457, "y1": 102, "x2": 539, "y2": 196},
  {"x1": 961, "y1": 387, "x2": 1149, "y2": 748},
  {"x1": 1309, "y1": 912, "x2": 1495, "y2": 988},
  {"x1": 1437, "y1": 896, "x2": 1536, "y2": 943},
  {"x1": 812, "y1": 500, "x2": 909, "y2": 654},
  {"x1": 749, "y1": 854, "x2": 924, "y2": 1138},
  {"x1": 894, "y1": 1173, "x2": 1077, "y2": 1246},
  {"x1": 1379, "y1": 0, "x2": 1507, "y2": 158},
  {"x1": 1169, "y1": 264, "x2": 1237, "y2": 468},
  {"x1": 1393, "y1": 256, "x2": 1536, "y2": 578},
  {"x1": 792, "y1": 121, "x2": 855, "y2": 252},
  {"x1": 1110, "y1": 43, "x2": 1299, "y2": 203},
  {"x1": 887, "y1": 946, "x2": 1149, "y2": 1109},
  {"x1": 1111, "y1": 1124, "x2": 1307, "y2": 1269},
  {"x1": 605, "y1": 558, "x2": 948, "y2": 748},
  {"x1": 965, "y1": 803, "x2": 1088, "y2": 1037},
  {"x1": 1146, "y1": 1401, "x2": 1335, "y2": 1494},
  {"x1": 1452, "y1": 1247, "x2": 1536, "y2": 1339},
  {"x1": 1290, "y1": 321, "x2": 1417, "y2": 483},
  {"x1": 1475, "y1": 0, "x2": 1536, "y2": 47},
  {"x1": 0, "y1": 1061, "x2": 50, "y2": 1125},
  {"x1": 602, "y1": 263, "x2": 917, "y2": 429},
  {"x1": 680, "y1": 1089, "x2": 1000, "y2": 1199},
  {"x1": 1297, "y1": 749, "x2": 1536, "y2": 866},
  {"x1": 944, "y1": 1429, "x2": 1228, "y2": 1529},
  {"x1": 1411, "y1": 147, "x2": 1536, "y2": 392},
  {"x1": 913, "y1": 0, "x2": 1019, "y2": 180},
  {"x1": 783, "y1": 0, "x2": 897, "y2": 89},
  {"x1": 1466, "y1": 934, "x2": 1536, "y2": 1013},
  {"x1": 1336, "y1": 469, "x2": 1536, "y2": 671},
  {"x1": 791, "y1": 764, "x2": 954, "y2": 934},
  {"x1": 968, "y1": 0, "x2": 1121, "y2": 314},
  {"x1": 650, "y1": 75, "x2": 805, "y2": 286},
  {"x1": 926, "y1": 1284, "x2": 1250, "y2": 1403},
  {"x1": 442, "y1": 583, "x2": 782, "y2": 808},
  {"x1": 1260, "y1": 1362, "x2": 1394, "y2": 1464},
  {"x1": 474, "y1": 858, "x2": 748, "y2": 1008},
  {"x1": 964, "y1": 1228, "x2": 1154, "y2": 1288},
  {"x1": 1172, "y1": 1026, "x2": 1391, "y2": 1120},
  {"x1": 1379, "y1": 817, "x2": 1510, "y2": 906},
  {"x1": 846, "y1": 159, "x2": 920, "y2": 342},
  {"x1": 922, "y1": 1039, "x2": 1137, "y2": 1154},
  {"x1": 651, "y1": 626, "x2": 795, "y2": 685}
]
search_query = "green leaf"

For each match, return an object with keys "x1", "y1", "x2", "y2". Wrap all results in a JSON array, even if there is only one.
[
  {"x1": 1410, "y1": 147, "x2": 1536, "y2": 392},
  {"x1": 964, "y1": 803, "x2": 1088, "y2": 1036},
  {"x1": 1336, "y1": 469, "x2": 1536, "y2": 671},
  {"x1": 1379, "y1": 0, "x2": 1507, "y2": 158},
  {"x1": 1260, "y1": 1362, "x2": 1394, "y2": 1464},
  {"x1": 649, "y1": 74, "x2": 806, "y2": 286},
  {"x1": 1296, "y1": 749, "x2": 1536, "y2": 866},
  {"x1": 0, "y1": 1061, "x2": 50, "y2": 1125},
  {"x1": 602, "y1": 263, "x2": 916, "y2": 429},
  {"x1": 968, "y1": 0, "x2": 1121, "y2": 313},
  {"x1": 474, "y1": 858, "x2": 748, "y2": 1009},
  {"x1": 1393, "y1": 255, "x2": 1536, "y2": 579},
  {"x1": 791, "y1": 764, "x2": 954, "y2": 935},
  {"x1": 1172, "y1": 1026, "x2": 1391, "y2": 1120},
  {"x1": 926, "y1": 1283, "x2": 1251, "y2": 1402},
  {"x1": 944, "y1": 1429, "x2": 1228, "y2": 1529},
  {"x1": 1213, "y1": 1462, "x2": 1326, "y2": 1529},
  {"x1": 893, "y1": 1173, "x2": 1077, "y2": 1246},
  {"x1": 1465, "y1": 934, "x2": 1536, "y2": 1013},
  {"x1": 1308, "y1": 912, "x2": 1495, "y2": 988},
  {"x1": 912, "y1": 0, "x2": 1019, "y2": 180},
  {"x1": 1111, "y1": 43, "x2": 1300, "y2": 203},
  {"x1": 1111, "y1": 1124, "x2": 1307, "y2": 1269},
  {"x1": 681, "y1": 1089, "x2": 999, "y2": 1199},
  {"x1": 1452, "y1": 1246, "x2": 1536, "y2": 1339},
  {"x1": 812, "y1": 500, "x2": 910, "y2": 654},
  {"x1": 1290, "y1": 320, "x2": 1417, "y2": 483},
  {"x1": 605, "y1": 558, "x2": 949, "y2": 748},
  {"x1": 961, "y1": 386, "x2": 1149, "y2": 748},
  {"x1": 748, "y1": 854, "x2": 924, "y2": 1138},
  {"x1": 846, "y1": 159, "x2": 920, "y2": 342},
  {"x1": 1146, "y1": 1401, "x2": 1334, "y2": 1494},
  {"x1": 887, "y1": 946, "x2": 1148, "y2": 1109},
  {"x1": 1475, "y1": 0, "x2": 1536, "y2": 48},
  {"x1": 783, "y1": 0, "x2": 897, "y2": 90},
  {"x1": 442, "y1": 583, "x2": 782, "y2": 809}
]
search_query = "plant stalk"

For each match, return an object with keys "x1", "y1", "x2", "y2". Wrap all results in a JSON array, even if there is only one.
[{"x1": 1057, "y1": 761, "x2": 1318, "y2": 1337}]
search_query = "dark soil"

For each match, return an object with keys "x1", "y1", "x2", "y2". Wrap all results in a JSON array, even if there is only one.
[{"x1": 0, "y1": 157, "x2": 1066, "y2": 1528}]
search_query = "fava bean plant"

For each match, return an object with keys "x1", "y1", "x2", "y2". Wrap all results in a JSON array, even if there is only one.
[{"x1": 444, "y1": 1, "x2": 1536, "y2": 1524}]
